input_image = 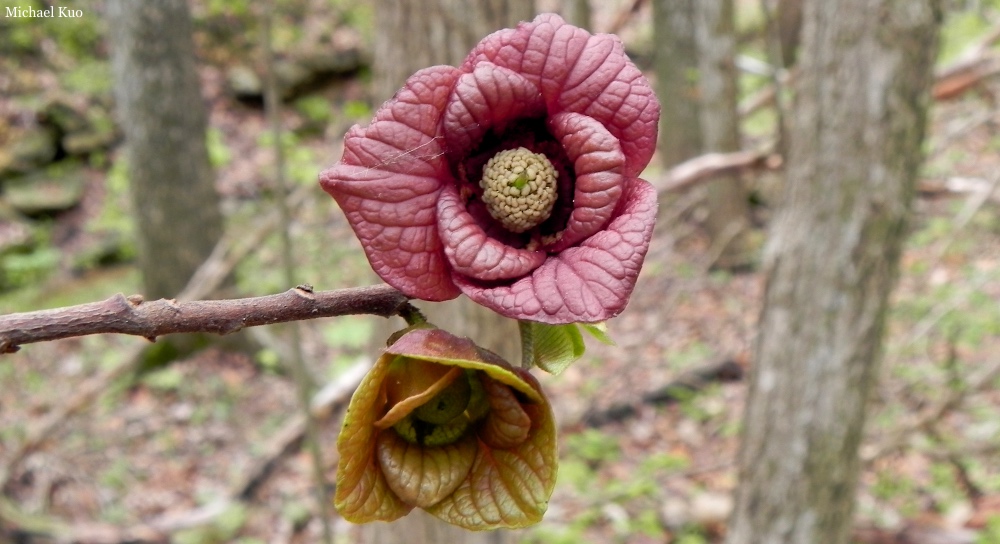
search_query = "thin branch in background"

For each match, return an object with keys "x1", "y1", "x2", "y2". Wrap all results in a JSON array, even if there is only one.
[
  {"x1": 923, "y1": 424, "x2": 985, "y2": 502},
  {"x1": 738, "y1": 68, "x2": 796, "y2": 118},
  {"x1": 177, "y1": 181, "x2": 319, "y2": 303},
  {"x1": 914, "y1": 333, "x2": 985, "y2": 502},
  {"x1": 652, "y1": 149, "x2": 782, "y2": 195},
  {"x1": 260, "y1": 0, "x2": 334, "y2": 540}
]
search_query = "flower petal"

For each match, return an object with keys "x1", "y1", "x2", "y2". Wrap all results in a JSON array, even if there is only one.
[
  {"x1": 437, "y1": 184, "x2": 547, "y2": 281},
  {"x1": 546, "y1": 111, "x2": 625, "y2": 251},
  {"x1": 478, "y1": 373, "x2": 532, "y2": 449},
  {"x1": 424, "y1": 402, "x2": 557, "y2": 529},
  {"x1": 371, "y1": 327, "x2": 558, "y2": 529},
  {"x1": 386, "y1": 328, "x2": 546, "y2": 404},
  {"x1": 375, "y1": 430, "x2": 478, "y2": 508},
  {"x1": 320, "y1": 65, "x2": 463, "y2": 301},
  {"x1": 455, "y1": 176, "x2": 658, "y2": 324},
  {"x1": 376, "y1": 365, "x2": 464, "y2": 429},
  {"x1": 334, "y1": 354, "x2": 412, "y2": 523},
  {"x1": 462, "y1": 13, "x2": 659, "y2": 177},
  {"x1": 443, "y1": 63, "x2": 546, "y2": 160}
]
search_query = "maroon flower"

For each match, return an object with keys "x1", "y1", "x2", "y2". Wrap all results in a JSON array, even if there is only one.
[{"x1": 320, "y1": 13, "x2": 659, "y2": 324}]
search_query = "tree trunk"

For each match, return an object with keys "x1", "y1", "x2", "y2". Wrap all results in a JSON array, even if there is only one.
[
  {"x1": 693, "y1": 0, "x2": 754, "y2": 269},
  {"x1": 560, "y1": 0, "x2": 592, "y2": 29},
  {"x1": 372, "y1": 0, "x2": 536, "y2": 102},
  {"x1": 774, "y1": 0, "x2": 803, "y2": 68},
  {"x1": 107, "y1": 0, "x2": 224, "y2": 300},
  {"x1": 363, "y1": 2, "x2": 534, "y2": 542},
  {"x1": 726, "y1": 2, "x2": 941, "y2": 544},
  {"x1": 652, "y1": 0, "x2": 703, "y2": 167}
]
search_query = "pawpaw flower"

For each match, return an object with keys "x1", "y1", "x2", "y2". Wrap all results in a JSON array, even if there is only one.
[
  {"x1": 320, "y1": 13, "x2": 659, "y2": 324},
  {"x1": 334, "y1": 327, "x2": 557, "y2": 529}
]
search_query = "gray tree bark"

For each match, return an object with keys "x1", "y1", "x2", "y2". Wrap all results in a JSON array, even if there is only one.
[
  {"x1": 373, "y1": 0, "x2": 536, "y2": 102},
  {"x1": 107, "y1": 0, "x2": 224, "y2": 300},
  {"x1": 652, "y1": 0, "x2": 703, "y2": 167},
  {"x1": 363, "y1": 2, "x2": 534, "y2": 542},
  {"x1": 693, "y1": 0, "x2": 754, "y2": 269},
  {"x1": 560, "y1": 0, "x2": 592, "y2": 29},
  {"x1": 725, "y1": 2, "x2": 942, "y2": 544},
  {"x1": 774, "y1": 0, "x2": 803, "y2": 68}
]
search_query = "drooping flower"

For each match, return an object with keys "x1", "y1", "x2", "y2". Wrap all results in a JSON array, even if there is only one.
[
  {"x1": 321, "y1": 13, "x2": 659, "y2": 324},
  {"x1": 334, "y1": 327, "x2": 557, "y2": 530}
]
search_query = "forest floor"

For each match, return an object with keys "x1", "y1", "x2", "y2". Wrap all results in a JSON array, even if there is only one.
[{"x1": 2, "y1": 2, "x2": 1000, "y2": 544}]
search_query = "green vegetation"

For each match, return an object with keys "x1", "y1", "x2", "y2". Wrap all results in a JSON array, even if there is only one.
[{"x1": 2, "y1": 1, "x2": 1000, "y2": 542}]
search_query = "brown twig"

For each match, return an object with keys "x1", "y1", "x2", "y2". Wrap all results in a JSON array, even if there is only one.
[
  {"x1": 653, "y1": 150, "x2": 782, "y2": 194},
  {"x1": 0, "y1": 284, "x2": 410, "y2": 353}
]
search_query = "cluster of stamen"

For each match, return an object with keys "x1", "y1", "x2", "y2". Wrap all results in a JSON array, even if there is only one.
[{"x1": 479, "y1": 147, "x2": 558, "y2": 233}]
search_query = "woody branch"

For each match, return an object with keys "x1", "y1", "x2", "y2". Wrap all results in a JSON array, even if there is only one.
[{"x1": 0, "y1": 284, "x2": 411, "y2": 354}]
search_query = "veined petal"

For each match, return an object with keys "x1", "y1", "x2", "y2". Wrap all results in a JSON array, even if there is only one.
[
  {"x1": 546, "y1": 112, "x2": 625, "y2": 251},
  {"x1": 375, "y1": 430, "x2": 477, "y2": 508},
  {"x1": 340, "y1": 65, "x2": 459, "y2": 176},
  {"x1": 386, "y1": 328, "x2": 545, "y2": 404},
  {"x1": 443, "y1": 63, "x2": 546, "y2": 160},
  {"x1": 320, "y1": 65, "x2": 464, "y2": 301},
  {"x1": 425, "y1": 402, "x2": 557, "y2": 530},
  {"x1": 478, "y1": 373, "x2": 532, "y2": 449},
  {"x1": 334, "y1": 354, "x2": 412, "y2": 523},
  {"x1": 323, "y1": 165, "x2": 458, "y2": 300},
  {"x1": 376, "y1": 365, "x2": 464, "y2": 429},
  {"x1": 384, "y1": 333, "x2": 557, "y2": 530},
  {"x1": 437, "y1": 184, "x2": 547, "y2": 281},
  {"x1": 455, "y1": 177, "x2": 658, "y2": 324},
  {"x1": 338, "y1": 327, "x2": 558, "y2": 530},
  {"x1": 461, "y1": 13, "x2": 659, "y2": 177}
]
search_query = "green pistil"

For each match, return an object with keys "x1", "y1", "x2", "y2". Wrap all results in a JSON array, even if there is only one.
[{"x1": 509, "y1": 173, "x2": 529, "y2": 191}]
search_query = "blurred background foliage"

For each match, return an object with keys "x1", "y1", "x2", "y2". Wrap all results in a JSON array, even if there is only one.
[{"x1": 1, "y1": 0, "x2": 1000, "y2": 543}]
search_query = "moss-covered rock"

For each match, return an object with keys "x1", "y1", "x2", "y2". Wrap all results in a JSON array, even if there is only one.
[
  {"x1": 40, "y1": 98, "x2": 118, "y2": 156},
  {"x1": 3, "y1": 162, "x2": 87, "y2": 215},
  {"x1": 0, "y1": 125, "x2": 60, "y2": 178}
]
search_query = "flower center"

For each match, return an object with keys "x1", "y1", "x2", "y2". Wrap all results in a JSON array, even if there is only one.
[
  {"x1": 413, "y1": 372, "x2": 471, "y2": 425},
  {"x1": 479, "y1": 147, "x2": 558, "y2": 234}
]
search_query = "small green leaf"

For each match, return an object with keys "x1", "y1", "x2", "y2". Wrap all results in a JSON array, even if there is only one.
[
  {"x1": 532, "y1": 323, "x2": 585, "y2": 375},
  {"x1": 580, "y1": 322, "x2": 616, "y2": 346}
]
